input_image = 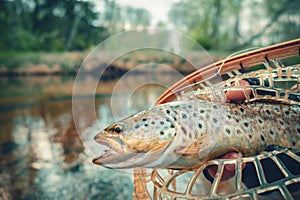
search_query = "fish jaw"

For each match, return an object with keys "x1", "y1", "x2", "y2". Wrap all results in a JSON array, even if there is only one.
[
  {"x1": 92, "y1": 131, "x2": 171, "y2": 168},
  {"x1": 93, "y1": 130, "x2": 179, "y2": 169},
  {"x1": 92, "y1": 132, "x2": 132, "y2": 166},
  {"x1": 93, "y1": 132, "x2": 125, "y2": 154}
]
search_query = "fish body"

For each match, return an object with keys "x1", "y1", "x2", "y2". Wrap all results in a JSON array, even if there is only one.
[{"x1": 93, "y1": 99, "x2": 300, "y2": 169}]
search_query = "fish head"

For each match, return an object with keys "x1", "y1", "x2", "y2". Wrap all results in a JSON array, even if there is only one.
[
  {"x1": 92, "y1": 100, "x2": 223, "y2": 169},
  {"x1": 92, "y1": 105, "x2": 177, "y2": 168}
]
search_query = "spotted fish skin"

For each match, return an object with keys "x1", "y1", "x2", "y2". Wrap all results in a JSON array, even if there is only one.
[{"x1": 93, "y1": 99, "x2": 300, "y2": 169}]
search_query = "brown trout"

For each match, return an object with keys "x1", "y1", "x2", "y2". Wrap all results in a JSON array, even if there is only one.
[{"x1": 93, "y1": 99, "x2": 300, "y2": 169}]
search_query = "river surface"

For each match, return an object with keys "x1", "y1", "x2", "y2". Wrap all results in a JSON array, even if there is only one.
[{"x1": 0, "y1": 74, "x2": 181, "y2": 200}]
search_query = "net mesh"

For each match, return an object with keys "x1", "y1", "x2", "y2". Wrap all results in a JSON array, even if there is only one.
[{"x1": 151, "y1": 149, "x2": 300, "y2": 200}]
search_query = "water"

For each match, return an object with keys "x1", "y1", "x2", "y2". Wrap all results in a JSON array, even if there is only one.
[{"x1": 0, "y1": 75, "x2": 177, "y2": 200}]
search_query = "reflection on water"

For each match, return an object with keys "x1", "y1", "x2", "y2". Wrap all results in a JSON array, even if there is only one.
[{"x1": 0, "y1": 75, "x2": 174, "y2": 199}]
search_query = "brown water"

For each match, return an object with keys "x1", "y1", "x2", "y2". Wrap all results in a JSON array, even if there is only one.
[{"x1": 0, "y1": 75, "x2": 179, "y2": 200}]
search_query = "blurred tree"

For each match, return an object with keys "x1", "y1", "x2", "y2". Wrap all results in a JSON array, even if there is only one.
[
  {"x1": 101, "y1": 0, "x2": 151, "y2": 32},
  {"x1": 2, "y1": 0, "x2": 298, "y2": 52},
  {"x1": 130, "y1": 7, "x2": 151, "y2": 28},
  {"x1": 234, "y1": 0, "x2": 300, "y2": 50},
  {"x1": 102, "y1": 0, "x2": 117, "y2": 28},
  {"x1": 156, "y1": 21, "x2": 167, "y2": 28},
  {"x1": 168, "y1": 0, "x2": 224, "y2": 50},
  {"x1": 168, "y1": 0, "x2": 300, "y2": 51},
  {"x1": 262, "y1": 0, "x2": 300, "y2": 44},
  {"x1": 0, "y1": 0, "x2": 109, "y2": 51}
]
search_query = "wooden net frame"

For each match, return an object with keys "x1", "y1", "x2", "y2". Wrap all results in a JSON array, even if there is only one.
[
  {"x1": 150, "y1": 39, "x2": 300, "y2": 200},
  {"x1": 155, "y1": 39, "x2": 300, "y2": 105}
]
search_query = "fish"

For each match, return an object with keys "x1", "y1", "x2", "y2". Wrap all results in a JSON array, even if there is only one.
[{"x1": 92, "y1": 98, "x2": 300, "y2": 169}]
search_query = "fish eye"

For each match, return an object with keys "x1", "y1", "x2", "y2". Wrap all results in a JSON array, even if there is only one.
[{"x1": 114, "y1": 125, "x2": 123, "y2": 133}]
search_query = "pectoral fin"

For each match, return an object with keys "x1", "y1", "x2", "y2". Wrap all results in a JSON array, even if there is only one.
[
  {"x1": 174, "y1": 135, "x2": 209, "y2": 155},
  {"x1": 174, "y1": 143, "x2": 200, "y2": 155}
]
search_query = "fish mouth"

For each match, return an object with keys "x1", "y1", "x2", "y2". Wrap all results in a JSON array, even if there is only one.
[
  {"x1": 94, "y1": 133, "x2": 124, "y2": 154},
  {"x1": 92, "y1": 132, "x2": 170, "y2": 169},
  {"x1": 92, "y1": 133, "x2": 136, "y2": 167}
]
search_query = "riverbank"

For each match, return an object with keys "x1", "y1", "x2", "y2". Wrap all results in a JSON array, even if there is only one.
[
  {"x1": 0, "y1": 51, "x2": 226, "y2": 77},
  {"x1": 0, "y1": 51, "x2": 86, "y2": 76}
]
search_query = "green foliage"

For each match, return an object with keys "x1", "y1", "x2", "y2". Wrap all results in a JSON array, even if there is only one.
[
  {"x1": 5, "y1": 29, "x2": 39, "y2": 51},
  {"x1": 121, "y1": 57, "x2": 131, "y2": 63},
  {"x1": 1, "y1": 0, "x2": 299, "y2": 54},
  {"x1": 157, "y1": 57, "x2": 174, "y2": 64},
  {"x1": 168, "y1": 0, "x2": 300, "y2": 51},
  {"x1": 189, "y1": 32, "x2": 213, "y2": 50},
  {"x1": 0, "y1": 51, "x2": 86, "y2": 72},
  {"x1": 179, "y1": 58, "x2": 186, "y2": 65},
  {"x1": 0, "y1": 0, "x2": 152, "y2": 52},
  {"x1": 0, "y1": 53, "x2": 23, "y2": 71},
  {"x1": 0, "y1": 0, "x2": 111, "y2": 51}
]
